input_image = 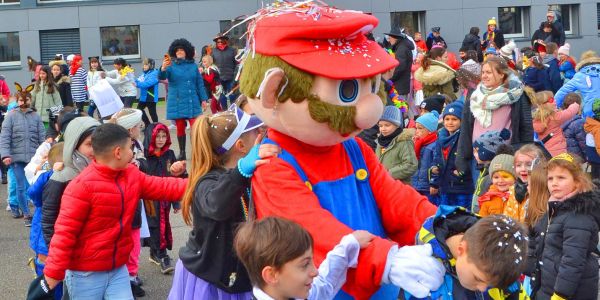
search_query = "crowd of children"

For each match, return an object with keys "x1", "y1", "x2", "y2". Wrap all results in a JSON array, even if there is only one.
[{"x1": 0, "y1": 5, "x2": 594, "y2": 300}]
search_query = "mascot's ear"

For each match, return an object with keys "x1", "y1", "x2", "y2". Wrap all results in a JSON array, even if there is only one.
[
  {"x1": 25, "y1": 84, "x2": 34, "y2": 93},
  {"x1": 256, "y1": 68, "x2": 285, "y2": 109}
]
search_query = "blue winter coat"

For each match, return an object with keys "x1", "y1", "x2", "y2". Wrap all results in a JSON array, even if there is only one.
[
  {"x1": 523, "y1": 67, "x2": 551, "y2": 92},
  {"x1": 561, "y1": 115, "x2": 586, "y2": 160},
  {"x1": 159, "y1": 59, "x2": 208, "y2": 120},
  {"x1": 430, "y1": 129, "x2": 474, "y2": 195},
  {"x1": 555, "y1": 63, "x2": 600, "y2": 119},
  {"x1": 28, "y1": 170, "x2": 53, "y2": 256},
  {"x1": 136, "y1": 69, "x2": 159, "y2": 103},
  {"x1": 559, "y1": 60, "x2": 575, "y2": 80},
  {"x1": 412, "y1": 141, "x2": 437, "y2": 192},
  {"x1": 544, "y1": 57, "x2": 563, "y2": 94}
]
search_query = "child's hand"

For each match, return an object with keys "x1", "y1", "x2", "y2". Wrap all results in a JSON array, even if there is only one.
[
  {"x1": 2, "y1": 157, "x2": 11, "y2": 165},
  {"x1": 173, "y1": 208, "x2": 181, "y2": 214},
  {"x1": 431, "y1": 166, "x2": 439, "y2": 175},
  {"x1": 53, "y1": 162, "x2": 64, "y2": 171},
  {"x1": 352, "y1": 230, "x2": 375, "y2": 249},
  {"x1": 45, "y1": 137, "x2": 54, "y2": 144},
  {"x1": 170, "y1": 161, "x2": 186, "y2": 176},
  {"x1": 44, "y1": 275, "x2": 60, "y2": 290},
  {"x1": 430, "y1": 187, "x2": 438, "y2": 195}
]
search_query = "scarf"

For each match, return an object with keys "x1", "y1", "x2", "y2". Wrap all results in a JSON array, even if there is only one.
[
  {"x1": 548, "y1": 190, "x2": 579, "y2": 202},
  {"x1": 377, "y1": 127, "x2": 403, "y2": 149},
  {"x1": 514, "y1": 178, "x2": 528, "y2": 203},
  {"x1": 437, "y1": 128, "x2": 459, "y2": 160},
  {"x1": 216, "y1": 44, "x2": 227, "y2": 51},
  {"x1": 470, "y1": 74, "x2": 523, "y2": 128},
  {"x1": 72, "y1": 150, "x2": 91, "y2": 173},
  {"x1": 414, "y1": 131, "x2": 437, "y2": 160},
  {"x1": 486, "y1": 30, "x2": 495, "y2": 42},
  {"x1": 477, "y1": 185, "x2": 510, "y2": 208}
]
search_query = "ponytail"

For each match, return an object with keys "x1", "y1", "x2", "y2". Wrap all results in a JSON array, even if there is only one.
[{"x1": 181, "y1": 113, "x2": 238, "y2": 225}]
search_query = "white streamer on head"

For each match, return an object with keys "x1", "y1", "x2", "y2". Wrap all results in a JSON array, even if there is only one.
[{"x1": 221, "y1": 112, "x2": 251, "y2": 152}]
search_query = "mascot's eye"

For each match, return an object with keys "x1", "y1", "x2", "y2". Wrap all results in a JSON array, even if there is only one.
[{"x1": 338, "y1": 80, "x2": 359, "y2": 103}]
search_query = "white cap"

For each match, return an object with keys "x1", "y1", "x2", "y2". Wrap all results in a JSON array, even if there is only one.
[{"x1": 66, "y1": 54, "x2": 75, "y2": 61}]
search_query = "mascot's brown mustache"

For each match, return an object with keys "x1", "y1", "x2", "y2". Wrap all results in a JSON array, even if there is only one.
[{"x1": 307, "y1": 94, "x2": 357, "y2": 136}]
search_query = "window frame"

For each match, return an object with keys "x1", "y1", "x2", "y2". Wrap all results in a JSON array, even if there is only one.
[
  {"x1": 0, "y1": 0, "x2": 20, "y2": 5},
  {"x1": 99, "y1": 25, "x2": 141, "y2": 61},
  {"x1": 0, "y1": 32, "x2": 21, "y2": 67},
  {"x1": 498, "y1": 6, "x2": 528, "y2": 39},
  {"x1": 389, "y1": 11, "x2": 426, "y2": 36}
]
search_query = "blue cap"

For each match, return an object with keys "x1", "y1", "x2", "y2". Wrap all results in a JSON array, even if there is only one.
[{"x1": 416, "y1": 111, "x2": 440, "y2": 132}]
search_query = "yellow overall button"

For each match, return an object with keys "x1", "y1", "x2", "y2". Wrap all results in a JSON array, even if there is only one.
[
  {"x1": 305, "y1": 181, "x2": 313, "y2": 191},
  {"x1": 356, "y1": 169, "x2": 368, "y2": 181}
]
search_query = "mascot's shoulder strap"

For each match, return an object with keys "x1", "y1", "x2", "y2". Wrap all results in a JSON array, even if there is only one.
[{"x1": 262, "y1": 137, "x2": 310, "y2": 185}]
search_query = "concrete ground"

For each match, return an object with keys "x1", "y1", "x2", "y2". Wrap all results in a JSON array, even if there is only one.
[{"x1": 0, "y1": 102, "x2": 190, "y2": 299}]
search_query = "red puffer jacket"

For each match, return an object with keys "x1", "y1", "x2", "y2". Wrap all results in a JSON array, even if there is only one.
[{"x1": 44, "y1": 161, "x2": 187, "y2": 280}]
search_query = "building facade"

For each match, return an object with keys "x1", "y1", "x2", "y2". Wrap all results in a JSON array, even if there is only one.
[{"x1": 0, "y1": 0, "x2": 599, "y2": 90}]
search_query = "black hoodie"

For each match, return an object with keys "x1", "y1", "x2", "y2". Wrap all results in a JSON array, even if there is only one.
[{"x1": 530, "y1": 190, "x2": 600, "y2": 299}]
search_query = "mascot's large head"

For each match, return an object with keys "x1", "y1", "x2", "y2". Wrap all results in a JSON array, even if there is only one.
[{"x1": 238, "y1": 1, "x2": 397, "y2": 146}]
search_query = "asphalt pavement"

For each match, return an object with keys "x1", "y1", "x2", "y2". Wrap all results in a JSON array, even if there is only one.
[{"x1": 0, "y1": 103, "x2": 190, "y2": 300}]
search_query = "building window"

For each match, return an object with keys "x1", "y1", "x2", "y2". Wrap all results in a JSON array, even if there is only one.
[
  {"x1": 498, "y1": 6, "x2": 529, "y2": 38},
  {"x1": 0, "y1": 0, "x2": 19, "y2": 4},
  {"x1": 548, "y1": 4, "x2": 579, "y2": 35},
  {"x1": 596, "y1": 3, "x2": 600, "y2": 32},
  {"x1": 219, "y1": 20, "x2": 247, "y2": 50},
  {"x1": 100, "y1": 25, "x2": 141, "y2": 60},
  {"x1": 390, "y1": 11, "x2": 425, "y2": 36},
  {"x1": 0, "y1": 32, "x2": 20, "y2": 67}
]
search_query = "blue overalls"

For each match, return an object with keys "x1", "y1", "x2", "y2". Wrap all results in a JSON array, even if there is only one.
[{"x1": 265, "y1": 138, "x2": 400, "y2": 299}]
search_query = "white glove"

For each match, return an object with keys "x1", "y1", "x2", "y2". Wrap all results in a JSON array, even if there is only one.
[{"x1": 382, "y1": 244, "x2": 445, "y2": 298}]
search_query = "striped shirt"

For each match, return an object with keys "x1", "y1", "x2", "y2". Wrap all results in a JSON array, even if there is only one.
[{"x1": 70, "y1": 68, "x2": 88, "y2": 103}]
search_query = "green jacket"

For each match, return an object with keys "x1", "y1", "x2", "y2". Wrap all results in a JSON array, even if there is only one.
[
  {"x1": 414, "y1": 60, "x2": 457, "y2": 100},
  {"x1": 31, "y1": 83, "x2": 62, "y2": 123},
  {"x1": 376, "y1": 128, "x2": 418, "y2": 184}
]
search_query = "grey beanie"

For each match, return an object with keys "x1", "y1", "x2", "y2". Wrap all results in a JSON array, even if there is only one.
[
  {"x1": 380, "y1": 106, "x2": 403, "y2": 127},
  {"x1": 489, "y1": 154, "x2": 516, "y2": 179}
]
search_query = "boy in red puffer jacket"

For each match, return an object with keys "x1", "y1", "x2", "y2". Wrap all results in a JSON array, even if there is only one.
[{"x1": 36, "y1": 123, "x2": 187, "y2": 299}]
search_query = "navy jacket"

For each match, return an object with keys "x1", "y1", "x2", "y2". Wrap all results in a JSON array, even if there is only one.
[
  {"x1": 431, "y1": 129, "x2": 474, "y2": 195},
  {"x1": 523, "y1": 67, "x2": 551, "y2": 92},
  {"x1": 412, "y1": 141, "x2": 437, "y2": 192},
  {"x1": 544, "y1": 57, "x2": 563, "y2": 94},
  {"x1": 561, "y1": 115, "x2": 586, "y2": 160}
]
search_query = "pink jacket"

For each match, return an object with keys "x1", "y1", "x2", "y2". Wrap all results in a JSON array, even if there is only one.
[
  {"x1": 533, "y1": 102, "x2": 580, "y2": 156},
  {"x1": 411, "y1": 58, "x2": 423, "y2": 91},
  {"x1": 0, "y1": 79, "x2": 9, "y2": 100}
]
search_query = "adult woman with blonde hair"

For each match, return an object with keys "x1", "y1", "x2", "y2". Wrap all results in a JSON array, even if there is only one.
[{"x1": 456, "y1": 56, "x2": 534, "y2": 183}]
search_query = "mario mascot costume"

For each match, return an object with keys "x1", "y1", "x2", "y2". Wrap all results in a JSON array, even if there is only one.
[{"x1": 237, "y1": 2, "x2": 442, "y2": 299}]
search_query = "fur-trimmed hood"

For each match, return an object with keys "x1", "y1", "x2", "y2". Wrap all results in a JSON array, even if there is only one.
[
  {"x1": 396, "y1": 127, "x2": 415, "y2": 142},
  {"x1": 49, "y1": 60, "x2": 66, "y2": 68},
  {"x1": 554, "y1": 190, "x2": 600, "y2": 225},
  {"x1": 576, "y1": 60, "x2": 600, "y2": 76},
  {"x1": 415, "y1": 60, "x2": 456, "y2": 85},
  {"x1": 54, "y1": 74, "x2": 70, "y2": 85}
]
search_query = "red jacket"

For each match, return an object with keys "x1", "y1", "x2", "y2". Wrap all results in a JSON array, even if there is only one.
[
  {"x1": 0, "y1": 79, "x2": 9, "y2": 100},
  {"x1": 44, "y1": 161, "x2": 187, "y2": 280},
  {"x1": 253, "y1": 129, "x2": 436, "y2": 299}
]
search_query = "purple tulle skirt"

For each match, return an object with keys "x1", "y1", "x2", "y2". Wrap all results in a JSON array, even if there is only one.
[{"x1": 168, "y1": 259, "x2": 252, "y2": 300}]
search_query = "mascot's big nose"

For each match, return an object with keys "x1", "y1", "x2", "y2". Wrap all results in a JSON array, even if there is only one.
[{"x1": 354, "y1": 93, "x2": 384, "y2": 130}]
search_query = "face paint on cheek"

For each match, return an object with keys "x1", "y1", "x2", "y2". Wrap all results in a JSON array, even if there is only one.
[{"x1": 307, "y1": 95, "x2": 358, "y2": 136}]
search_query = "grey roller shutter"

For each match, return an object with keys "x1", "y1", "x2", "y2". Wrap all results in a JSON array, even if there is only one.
[{"x1": 39, "y1": 29, "x2": 81, "y2": 64}]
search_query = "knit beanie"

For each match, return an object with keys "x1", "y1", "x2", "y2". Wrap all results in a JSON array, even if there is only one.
[
  {"x1": 558, "y1": 43, "x2": 570, "y2": 56},
  {"x1": 442, "y1": 101, "x2": 463, "y2": 120},
  {"x1": 473, "y1": 128, "x2": 511, "y2": 162},
  {"x1": 488, "y1": 17, "x2": 497, "y2": 26},
  {"x1": 111, "y1": 108, "x2": 143, "y2": 130},
  {"x1": 456, "y1": 60, "x2": 481, "y2": 87},
  {"x1": 489, "y1": 154, "x2": 516, "y2": 179},
  {"x1": 416, "y1": 111, "x2": 440, "y2": 132},
  {"x1": 380, "y1": 105, "x2": 402, "y2": 127},
  {"x1": 500, "y1": 40, "x2": 517, "y2": 58},
  {"x1": 420, "y1": 95, "x2": 445, "y2": 115}
]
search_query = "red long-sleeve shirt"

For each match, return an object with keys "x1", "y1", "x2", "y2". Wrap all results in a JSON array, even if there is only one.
[{"x1": 252, "y1": 129, "x2": 436, "y2": 299}]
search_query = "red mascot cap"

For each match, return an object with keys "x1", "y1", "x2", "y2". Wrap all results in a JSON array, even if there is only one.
[{"x1": 251, "y1": 6, "x2": 398, "y2": 79}]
